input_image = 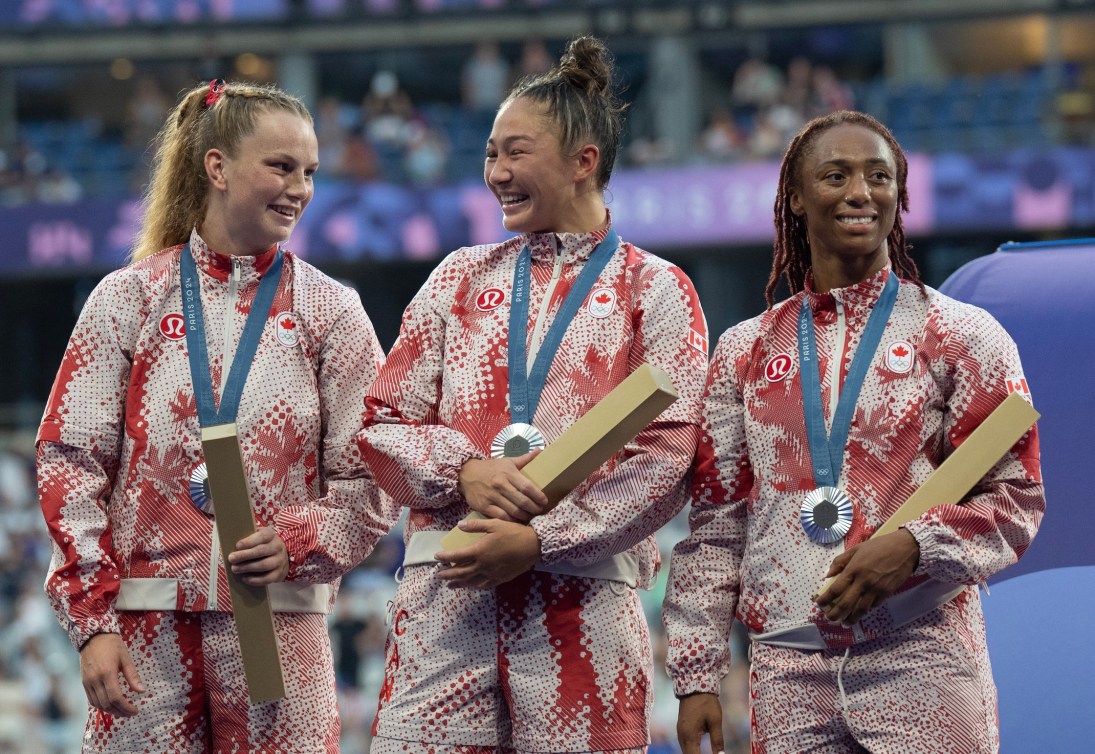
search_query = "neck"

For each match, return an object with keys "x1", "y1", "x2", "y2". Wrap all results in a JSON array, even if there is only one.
[
  {"x1": 551, "y1": 195, "x2": 607, "y2": 235},
  {"x1": 810, "y1": 249, "x2": 889, "y2": 294}
]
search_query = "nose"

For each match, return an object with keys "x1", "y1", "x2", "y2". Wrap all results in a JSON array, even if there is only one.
[
  {"x1": 485, "y1": 156, "x2": 510, "y2": 186},
  {"x1": 287, "y1": 169, "x2": 310, "y2": 201},
  {"x1": 844, "y1": 174, "x2": 870, "y2": 204}
]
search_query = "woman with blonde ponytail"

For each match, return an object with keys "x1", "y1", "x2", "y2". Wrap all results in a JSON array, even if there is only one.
[
  {"x1": 38, "y1": 79, "x2": 393, "y2": 752},
  {"x1": 358, "y1": 37, "x2": 708, "y2": 752}
]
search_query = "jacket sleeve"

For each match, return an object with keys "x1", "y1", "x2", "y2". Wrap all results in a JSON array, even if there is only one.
[
  {"x1": 530, "y1": 262, "x2": 708, "y2": 569},
  {"x1": 275, "y1": 289, "x2": 398, "y2": 582},
  {"x1": 357, "y1": 254, "x2": 484, "y2": 508},
  {"x1": 662, "y1": 329, "x2": 754, "y2": 697},
  {"x1": 37, "y1": 271, "x2": 137, "y2": 650},
  {"x1": 903, "y1": 307, "x2": 1045, "y2": 585}
]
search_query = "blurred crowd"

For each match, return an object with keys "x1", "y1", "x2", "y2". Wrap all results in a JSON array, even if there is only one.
[{"x1": 4, "y1": 45, "x2": 859, "y2": 209}]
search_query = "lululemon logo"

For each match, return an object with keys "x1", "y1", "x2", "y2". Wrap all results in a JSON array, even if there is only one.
[
  {"x1": 159, "y1": 313, "x2": 186, "y2": 341},
  {"x1": 476, "y1": 288, "x2": 507, "y2": 311},
  {"x1": 765, "y1": 353, "x2": 793, "y2": 382}
]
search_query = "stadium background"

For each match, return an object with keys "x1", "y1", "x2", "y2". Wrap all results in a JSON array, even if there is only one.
[{"x1": 1, "y1": 1, "x2": 1092, "y2": 751}]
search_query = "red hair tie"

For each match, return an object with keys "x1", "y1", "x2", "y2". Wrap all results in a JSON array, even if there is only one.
[{"x1": 205, "y1": 78, "x2": 226, "y2": 108}]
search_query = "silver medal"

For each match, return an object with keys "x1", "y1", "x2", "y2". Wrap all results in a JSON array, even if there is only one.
[
  {"x1": 800, "y1": 486, "x2": 853, "y2": 544},
  {"x1": 490, "y1": 423, "x2": 546, "y2": 459},
  {"x1": 189, "y1": 462, "x2": 215, "y2": 515}
]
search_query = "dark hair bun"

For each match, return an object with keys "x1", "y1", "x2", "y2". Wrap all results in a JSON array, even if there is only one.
[{"x1": 557, "y1": 36, "x2": 613, "y2": 98}]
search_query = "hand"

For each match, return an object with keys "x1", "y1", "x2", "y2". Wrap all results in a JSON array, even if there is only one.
[
  {"x1": 677, "y1": 692, "x2": 724, "y2": 754},
  {"x1": 80, "y1": 633, "x2": 145, "y2": 717},
  {"x1": 814, "y1": 528, "x2": 921, "y2": 626},
  {"x1": 227, "y1": 526, "x2": 289, "y2": 585},
  {"x1": 434, "y1": 517, "x2": 541, "y2": 589},
  {"x1": 458, "y1": 452, "x2": 549, "y2": 523}
]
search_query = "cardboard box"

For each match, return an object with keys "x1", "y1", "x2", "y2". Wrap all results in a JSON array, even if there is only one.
[
  {"x1": 201, "y1": 422, "x2": 285, "y2": 702},
  {"x1": 439, "y1": 362, "x2": 678, "y2": 551}
]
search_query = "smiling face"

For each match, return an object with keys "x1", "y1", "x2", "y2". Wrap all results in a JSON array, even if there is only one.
[
  {"x1": 789, "y1": 123, "x2": 898, "y2": 285},
  {"x1": 483, "y1": 96, "x2": 589, "y2": 234},
  {"x1": 202, "y1": 107, "x2": 319, "y2": 255}
]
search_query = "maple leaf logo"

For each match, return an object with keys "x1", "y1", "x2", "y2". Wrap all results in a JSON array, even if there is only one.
[
  {"x1": 280, "y1": 317, "x2": 296, "y2": 330},
  {"x1": 892, "y1": 345, "x2": 909, "y2": 357},
  {"x1": 595, "y1": 292, "x2": 611, "y2": 305}
]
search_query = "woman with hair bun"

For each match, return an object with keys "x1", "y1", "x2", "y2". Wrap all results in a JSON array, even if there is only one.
[
  {"x1": 359, "y1": 37, "x2": 708, "y2": 751},
  {"x1": 38, "y1": 79, "x2": 391, "y2": 752}
]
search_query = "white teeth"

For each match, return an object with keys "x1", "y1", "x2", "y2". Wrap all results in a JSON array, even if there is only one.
[
  {"x1": 501, "y1": 195, "x2": 528, "y2": 205},
  {"x1": 839, "y1": 216, "x2": 872, "y2": 225}
]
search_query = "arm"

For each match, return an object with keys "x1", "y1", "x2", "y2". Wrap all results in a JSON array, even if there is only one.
[
  {"x1": 37, "y1": 271, "x2": 135, "y2": 651},
  {"x1": 530, "y1": 262, "x2": 709, "y2": 568},
  {"x1": 663, "y1": 332, "x2": 753, "y2": 698},
  {"x1": 357, "y1": 257, "x2": 485, "y2": 509},
  {"x1": 901, "y1": 308, "x2": 1044, "y2": 585},
  {"x1": 273, "y1": 290, "x2": 399, "y2": 583}
]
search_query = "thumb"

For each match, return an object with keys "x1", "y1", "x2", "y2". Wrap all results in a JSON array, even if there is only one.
[
  {"x1": 458, "y1": 516, "x2": 493, "y2": 533},
  {"x1": 120, "y1": 650, "x2": 146, "y2": 694},
  {"x1": 825, "y1": 549, "x2": 853, "y2": 578}
]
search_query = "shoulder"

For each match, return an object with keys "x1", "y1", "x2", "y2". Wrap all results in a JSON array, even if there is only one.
[
  {"x1": 285, "y1": 252, "x2": 360, "y2": 307},
  {"x1": 620, "y1": 242, "x2": 699, "y2": 297},
  {"x1": 723, "y1": 295, "x2": 796, "y2": 346},
  {"x1": 917, "y1": 283, "x2": 1011, "y2": 338},
  {"x1": 92, "y1": 245, "x2": 181, "y2": 302}
]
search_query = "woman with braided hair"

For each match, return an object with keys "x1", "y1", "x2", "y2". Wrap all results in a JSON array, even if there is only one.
[
  {"x1": 37, "y1": 79, "x2": 392, "y2": 752},
  {"x1": 664, "y1": 110, "x2": 1043, "y2": 753},
  {"x1": 358, "y1": 36, "x2": 708, "y2": 752}
]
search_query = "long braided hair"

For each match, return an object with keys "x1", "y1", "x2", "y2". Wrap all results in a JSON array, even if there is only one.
[
  {"x1": 131, "y1": 80, "x2": 311, "y2": 262},
  {"x1": 765, "y1": 110, "x2": 922, "y2": 307}
]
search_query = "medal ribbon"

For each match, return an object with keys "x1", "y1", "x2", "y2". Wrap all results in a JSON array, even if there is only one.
[
  {"x1": 507, "y1": 228, "x2": 618, "y2": 424},
  {"x1": 798, "y1": 271, "x2": 898, "y2": 487},
  {"x1": 181, "y1": 243, "x2": 284, "y2": 427}
]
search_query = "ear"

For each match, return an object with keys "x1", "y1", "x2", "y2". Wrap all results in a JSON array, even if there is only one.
[
  {"x1": 788, "y1": 187, "x2": 805, "y2": 217},
  {"x1": 573, "y1": 143, "x2": 601, "y2": 184},
  {"x1": 204, "y1": 148, "x2": 228, "y2": 191}
]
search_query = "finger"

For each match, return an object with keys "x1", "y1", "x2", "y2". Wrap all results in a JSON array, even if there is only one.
[
  {"x1": 482, "y1": 504, "x2": 520, "y2": 523},
  {"x1": 814, "y1": 576, "x2": 843, "y2": 607},
  {"x1": 511, "y1": 449, "x2": 542, "y2": 469},
  {"x1": 509, "y1": 478, "x2": 549, "y2": 510},
  {"x1": 120, "y1": 653, "x2": 146, "y2": 695},
  {"x1": 710, "y1": 721, "x2": 726, "y2": 754},
  {"x1": 227, "y1": 543, "x2": 272, "y2": 565},
  {"x1": 825, "y1": 582, "x2": 864, "y2": 624},
  {"x1": 234, "y1": 528, "x2": 271, "y2": 550},
  {"x1": 84, "y1": 677, "x2": 106, "y2": 712},
  {"x1": 488, "y1": 491, "x2": 533, "y2": 522},
  {"x1": 231, "y1": 551, "x2": 279, "y2": 572},
  {"x1": 102, "y1": 676, "x2": 138, "y2": 717},
  {"x1": 677, "y1": 723, "x2": 702, "y2": 754},
  {"x1": 493, "y1": 482, "x2": 542, "y2": 517},
  {"x1": 843, "y1": 591, "x2": 876, "y2": 626}
]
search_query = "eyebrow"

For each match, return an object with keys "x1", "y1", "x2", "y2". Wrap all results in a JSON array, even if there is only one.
[
  {"x1": 486, "y1": 134, "x2": 535, "y2": 148},
  {"x1": 817, "y1": 157, "x2": 893, "y2": 168}
]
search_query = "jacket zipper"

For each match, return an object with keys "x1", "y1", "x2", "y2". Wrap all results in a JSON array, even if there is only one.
[
  {"x1": 828, "y1": 296, "x2": 847, "y2": 490},
  {"x1": 525, "y1": 237, "x2": 565, "y2": 374}
]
